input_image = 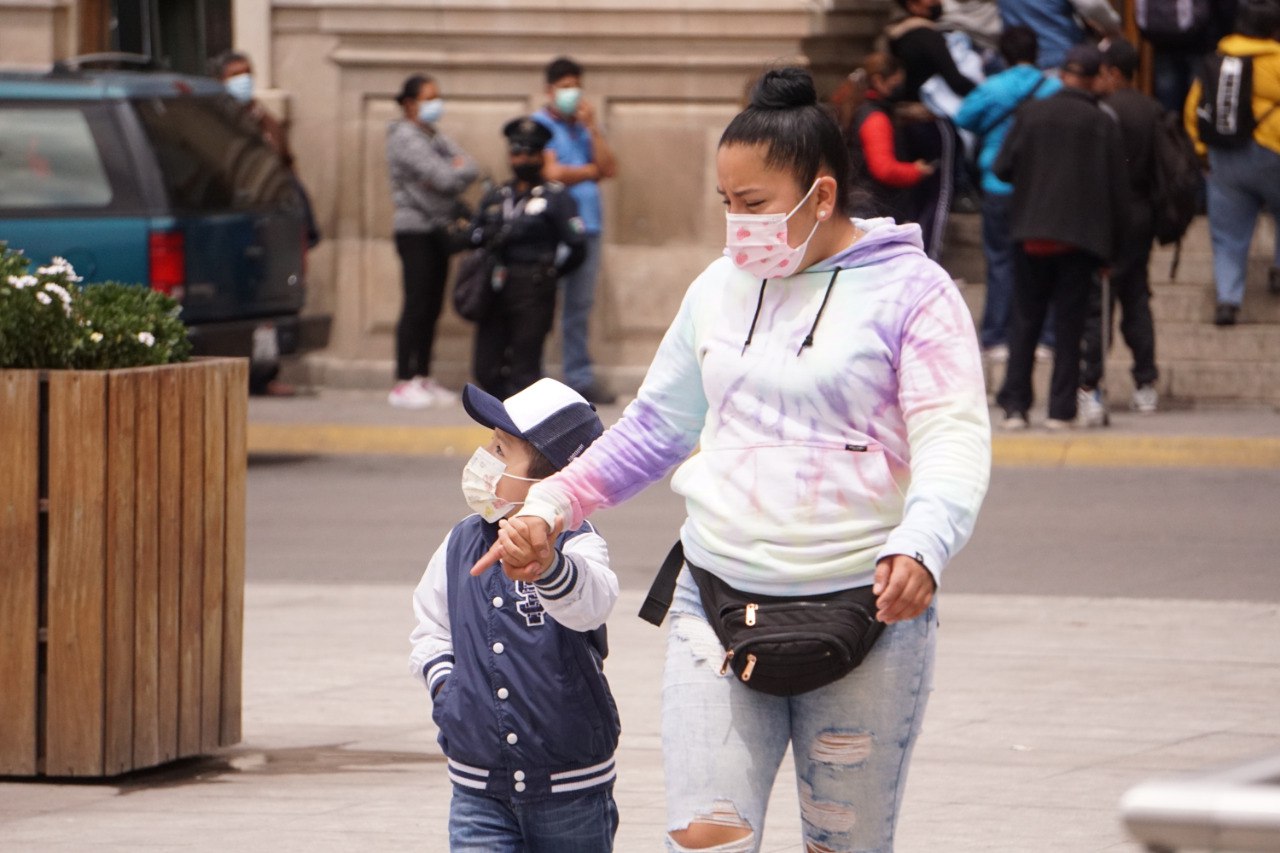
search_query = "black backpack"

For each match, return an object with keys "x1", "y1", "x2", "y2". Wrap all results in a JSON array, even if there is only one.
[
  {"x1": 1196, "y1": 52, "x2": 1279, "y2": 148},
  {"x1": 1136, "y1": 0, "x2": 1213, "y2": 48},
  {"x1": 1150, "y1": 111, "x2": 1202, "y2": 248}
]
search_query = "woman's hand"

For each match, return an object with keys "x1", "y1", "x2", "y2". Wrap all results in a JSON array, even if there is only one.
[
  {"x1": 873, "y1": 554, "x2": 936, "y2": 624},
  {"x1": 469, "y1": 516, "x2": 562, "y2": 581}
]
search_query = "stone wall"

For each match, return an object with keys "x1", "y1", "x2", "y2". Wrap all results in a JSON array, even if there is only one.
[{"x1": 270, "y1": 0, "x2": 891, "y2": 389}]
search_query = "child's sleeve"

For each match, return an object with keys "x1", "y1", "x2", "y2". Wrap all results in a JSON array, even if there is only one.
[
  {"x1": 532, "y1": 524, "x2": 617, "y2": 633},
  {"x1": 409, "y1": 532, "x2": 454, "y2": 696}
]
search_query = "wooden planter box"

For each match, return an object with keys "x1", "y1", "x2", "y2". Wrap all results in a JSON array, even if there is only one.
[{"x1": 0, "y1": 358, "x2": 248, "y2": 777}]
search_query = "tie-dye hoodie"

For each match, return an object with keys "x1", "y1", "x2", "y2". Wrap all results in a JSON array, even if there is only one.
[{"x1": 520, "y1": 217, "x2": 991, "y2": 596}]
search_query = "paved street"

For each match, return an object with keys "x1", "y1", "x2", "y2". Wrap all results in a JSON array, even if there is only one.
[{"x1": 2, "y1": 390, "x2": 1279, "y2": 852}]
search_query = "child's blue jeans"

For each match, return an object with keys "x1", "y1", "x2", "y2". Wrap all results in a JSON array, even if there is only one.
[{"x1": 448, "y1": 786, "x2": 618, "y2": 852}]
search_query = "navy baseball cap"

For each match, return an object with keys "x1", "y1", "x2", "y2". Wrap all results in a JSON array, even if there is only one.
[{"x1": 462, "y1": 379, "x2": 604, "y2": 471}]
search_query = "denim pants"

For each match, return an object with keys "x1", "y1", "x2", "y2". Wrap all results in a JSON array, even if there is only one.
[
  {"x1": 979, "y1": 192, "x2": 1016, "y2": 349},
  {"x1": 662, "y1": 570, "x2": 936, "y2": 853},
  {"x1": 1206, "y1": 142, "x2": 1280, "y2": 307},
  {"x1": 448, "y1": 786, "x2": 619, "y2": 853},
  {"x1": 996, "y1": 247, "x2": 1096, "y2": 421},
  {"x1": 558, "y1": 233, "x2": 602, "y2": 391}
]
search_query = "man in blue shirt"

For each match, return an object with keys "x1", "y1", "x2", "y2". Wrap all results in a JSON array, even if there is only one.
[
  {"x1": 533, "y1": 57, "x2": 619, "y2": 405},
  {"x1": 997, "y1": 0, "x2": 1121, "y2": 70}
]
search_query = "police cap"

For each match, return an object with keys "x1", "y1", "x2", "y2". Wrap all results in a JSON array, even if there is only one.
[{"x1": 503, "y1": 117, "x2": 553, "y2": 154}]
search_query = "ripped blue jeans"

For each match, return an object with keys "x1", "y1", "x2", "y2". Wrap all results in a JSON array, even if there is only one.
[{"x1": 662, "y1": 569, "x2": 936, "y2": 853}]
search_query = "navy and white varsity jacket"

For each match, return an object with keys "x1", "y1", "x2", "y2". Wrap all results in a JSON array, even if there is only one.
[{"x1": 409, "y1": 513, "x2": 620, "y2": 802}]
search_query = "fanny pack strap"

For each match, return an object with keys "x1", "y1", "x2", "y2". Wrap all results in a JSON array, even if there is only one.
[{"x1": 638, "y1": 540, "x2": 685, "y2": 627}]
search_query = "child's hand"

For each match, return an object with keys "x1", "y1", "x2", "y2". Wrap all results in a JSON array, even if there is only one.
[{"x1": 469, "y1": 515, "x2": 563, "y2": 580}]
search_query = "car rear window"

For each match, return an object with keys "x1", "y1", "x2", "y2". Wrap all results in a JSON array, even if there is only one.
[
  {"x1": 131, "y1": 95, "x2": 302, "y2": 214},
  {"x1": 0, "y1": 107, "x2": 115, "y2": 209}
]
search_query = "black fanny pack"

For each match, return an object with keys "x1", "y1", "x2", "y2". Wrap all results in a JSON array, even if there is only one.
[{"x1": 639, "y1": 542, "x2": 885, "y2": 697}]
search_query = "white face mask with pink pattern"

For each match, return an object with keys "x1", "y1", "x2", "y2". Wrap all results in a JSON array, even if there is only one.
[{"x1": 724, "y1": 179, "x2": 821, "y2": 280}]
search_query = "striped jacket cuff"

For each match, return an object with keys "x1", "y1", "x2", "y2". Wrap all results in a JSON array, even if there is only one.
[
  {"x1": 424, "y1": 655, "x2": 454, "y2": 696},
  {"x1": 534, "y1": 552, "x2": 577, "y2": 600}
]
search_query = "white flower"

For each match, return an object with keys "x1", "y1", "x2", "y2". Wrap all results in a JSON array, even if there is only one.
[
  {"x1": 36, "y1": 257, "x2": 82, "y2": 282},
  {"x1": 8, "y1": 274, "x2": 38, "y2": 289},
  {"x1": 137, "y1": 331, "x2": 156, "y2": 347},
  {"x1": 43, "y1": 282, "x2": 71, "y2": 305},
  {"x1": 90, "y1": 332, "x2": 104, "y2": 343}
]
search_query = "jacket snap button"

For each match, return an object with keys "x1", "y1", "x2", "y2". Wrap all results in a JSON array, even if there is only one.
[
  {"x1": 514, "y1": 770, "x2": 525, "y2": 781},
  {"x1": 506, "y1": 732, "x2": 518, "y2": 745},
  {"x1": 497, "y1": 687, "x2": 509, "y2": 699},
  {"x1": 492, "y1": 597, "x2": 503, "y2": 608},
  {"x1": 492, "y1": 642, "x2": 504, "y2": 654},
  {"x1": 514, "y1": 782, "x2": 526, "y2": 792}
]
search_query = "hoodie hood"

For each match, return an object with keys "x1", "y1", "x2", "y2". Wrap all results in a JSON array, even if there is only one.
[
  {"x1": 1220, "y1": 34, "x2": 1280, "y2": 57},
  {"x1": 811, "y1": 216, "x2": 928, "y2": 272}
]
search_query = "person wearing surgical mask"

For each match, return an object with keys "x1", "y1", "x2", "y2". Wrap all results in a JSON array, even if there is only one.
[
  {"x1": 408, "y1": 378, "x2": 621, "y2": 852},
  {"x1": 476, "y1": 67, "x2": 990, "y2": 853},
  {"x1": 385, "y1": 73, "x2": 478, "y2": 410},
  {"x1": 532, "y1": 56, "x2": 619, "y2": 406},
  {"x1": 466, "y1": 117, "x2": 588, "y2": 399}
]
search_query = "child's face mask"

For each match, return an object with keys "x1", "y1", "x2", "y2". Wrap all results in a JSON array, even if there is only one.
[{"x1": 460, "y1": 446, "x2": 538, "y2": 523}]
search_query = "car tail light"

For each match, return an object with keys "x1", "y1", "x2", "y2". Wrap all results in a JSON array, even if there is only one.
[{"x1": 149, "y1": 230, "x2": 185, "y2": 297}]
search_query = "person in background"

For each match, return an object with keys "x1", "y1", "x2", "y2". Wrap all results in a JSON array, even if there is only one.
[
  {"x1": 955, "y1": 26, "x2": 1061, "y2": 364},
  {"x1": 997, "y1": 0, "x2": 1121, "y2": 70},
  {"x1": 213, "y1": 50, "x2": 320, "y2": 397},
  {"x1": 837, "y1": 54, "x2": 937, "y2": 222},
  {"x1": 1137, "y1": 0, "x2": 1232, "y2": 113},
  {"x1": 477, "y1": 66, "x2": 990, "y2": 853},
  {"x1": 468, "y1": 118, "x2": 587, "y2": 398},
  {"x1": 386, "y1": 73, "x2": 478, "y2": 409},
  {"x1": 1078, "y1": 38, "x2": 1163, "y2": 420},
  {"x1": 1184, "y1": 0, "x2": 1280, "y2": 326},
  {"x1": 410, "y1": 378, "x2": 619, "y2": 852},
  {"x1": 994, "y1": 44, "x2": 1129, "y2": 430},
  {"x1": 884, "y1": 0, "x2": 981, "y2": 258},
  {"x1": 533, "y1": 57, "x2": 618, "y2": 405}
]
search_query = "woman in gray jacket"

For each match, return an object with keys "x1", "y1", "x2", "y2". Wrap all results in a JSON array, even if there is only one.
[{"x1": 386, "y1": 74, "x2": 479, "y2": 408}]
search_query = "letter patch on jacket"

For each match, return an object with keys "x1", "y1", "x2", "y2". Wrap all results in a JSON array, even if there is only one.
[{"x1": 515, "y1": 581, "x2": 546, "y2": 627}]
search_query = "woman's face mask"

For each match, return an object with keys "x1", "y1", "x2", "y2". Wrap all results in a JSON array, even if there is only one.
[
  {"x1": 460, "y1": 446, "x2": 539, "y2": 523},
  {"x1": 224, "y1": 73, "x2": 254, "y2": 104},
  {"x1": 723, "y1": 179, "x2": 823, "y2": 280},
  {"x1": 418, "y1": 97, "x2": 445, "y2": 125}
]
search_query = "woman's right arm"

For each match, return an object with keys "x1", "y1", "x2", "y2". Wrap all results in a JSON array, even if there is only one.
[
  {"x1": 519, "y1": 280, "x2": 711, "y2": 531},
  {"x1": 395, "y1": 132, "x2": 476, "y2": 195}
]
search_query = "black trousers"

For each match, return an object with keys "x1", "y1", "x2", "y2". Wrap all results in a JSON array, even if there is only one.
[
  {"x1": 472, "y1": 266, "x2": 558, "y2": 399},
  {"x1": 898, "y1": 116, "x2": 956, "y2": 261},
  {"x1": 1080, "y1": 225, "x2": 1158, "y2": 391},
  {"x1": 997, "y1": 248, "x2": 1098, "y2": 421},
  {"x1": 394, "y1": 230, "x2": 451, "y2": 381}
]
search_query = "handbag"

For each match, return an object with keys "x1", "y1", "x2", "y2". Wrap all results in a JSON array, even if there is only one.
[
  {"x1": 639, "y1": 542, "x2": 885, "y2": 697},
  {"x1": 451, "y1": 249, "x2": 501, "y2": 323}
]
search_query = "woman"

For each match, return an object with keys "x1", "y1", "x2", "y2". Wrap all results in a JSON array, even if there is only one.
[
  {"x1": 479, "y1": 67, "x2": 990, "y2": 851},
  {"x1": 834, "y1": 54, "x2": 937, "y2": 223},
  {"x1": 386, "y1": 73, "x2": 478, "y2": 408}
]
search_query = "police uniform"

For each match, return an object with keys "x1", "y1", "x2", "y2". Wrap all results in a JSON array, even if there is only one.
[{"x1": 470, "y1": 118, "x2": 588, "y2": 398}]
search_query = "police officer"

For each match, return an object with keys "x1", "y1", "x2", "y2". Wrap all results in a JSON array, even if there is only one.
[{"x1": 469, "y1": 117, "x2": 587, "y2": 398}]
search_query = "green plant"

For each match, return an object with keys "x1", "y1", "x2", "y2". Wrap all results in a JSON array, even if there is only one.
[{"x1": 0, "y1": 244, "x2": 191, "y2": 370}]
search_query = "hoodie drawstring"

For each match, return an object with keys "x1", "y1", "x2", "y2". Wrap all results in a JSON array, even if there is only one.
[
  {"x1": 741, "y1": 279, "x2": 768, "y2": 355},
  {"x1": 797, "y1": 268, "x2": 841, "y2": 356}
]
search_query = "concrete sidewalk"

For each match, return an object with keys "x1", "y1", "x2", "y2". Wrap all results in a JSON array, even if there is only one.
[{"x1": 2, "y1": 585, "x2": 1278, "y2": 852}]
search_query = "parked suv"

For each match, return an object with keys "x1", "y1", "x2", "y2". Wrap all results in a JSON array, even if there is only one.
[{"x1": 0, "y1": 60, "x2": 329, "y2": 376}]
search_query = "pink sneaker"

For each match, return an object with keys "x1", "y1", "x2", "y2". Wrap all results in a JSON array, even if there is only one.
[{"x1": 414, "y1": 377, "x2": 458, "y2": 406}]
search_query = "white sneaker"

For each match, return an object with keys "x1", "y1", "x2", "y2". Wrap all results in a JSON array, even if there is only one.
[
  {"x1": 1076, "y1": 387, "x2": 1106, "y2": 428},
  {"x1": 1044, "y1": 417, "x2": 1074, "y2": 431},
  {"x1": 388, "y1": 380, "x2": 433, "y2": 410},
  {"x1": 415, "y1": 376, "x2": 458, "y2": 406},
  {"x1": 1131, "y1": 385, "x2": 1158, "y2": 414},
  {"x1": 1035, "y1": 344, "x2": 1054, "y2": 363},
  {"x1": 1000, "y1": 411, "x2": 1029, "y2": 431}
]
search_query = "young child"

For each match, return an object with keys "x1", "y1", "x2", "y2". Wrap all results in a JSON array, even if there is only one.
[{"x1": 409, "y1": 378, "x2": 620, "y2": 852}]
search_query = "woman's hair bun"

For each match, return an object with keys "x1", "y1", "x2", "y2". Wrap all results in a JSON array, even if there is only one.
[{"x1": 749, "y1": 67, "x2": 818, "y2": 111}]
